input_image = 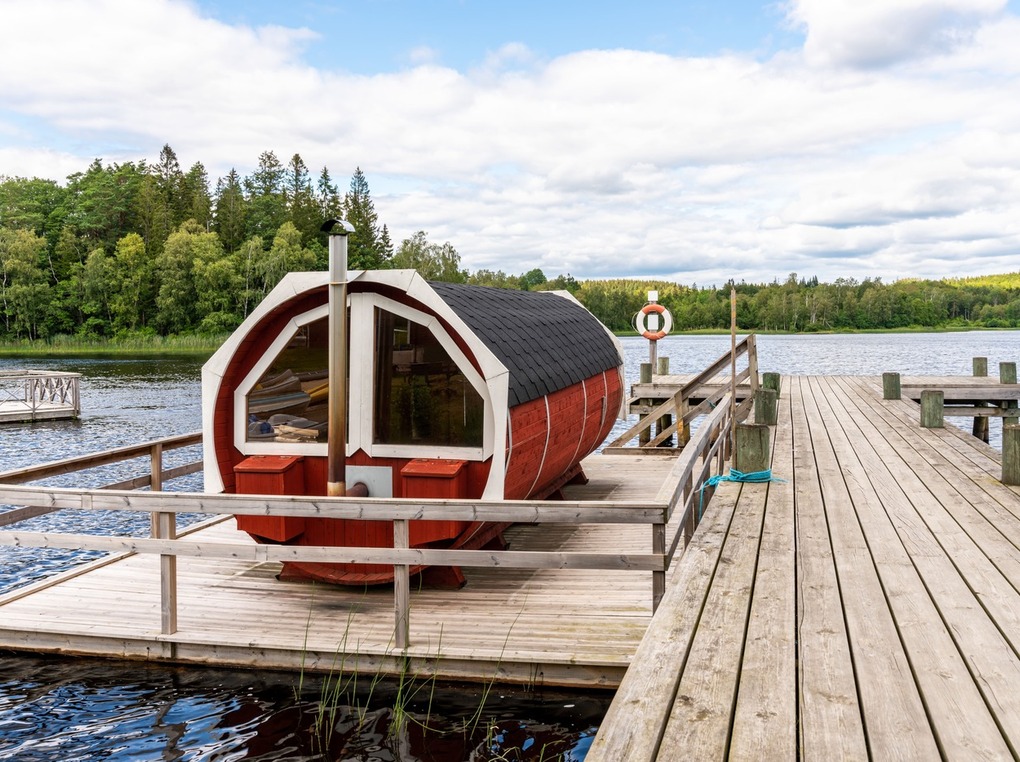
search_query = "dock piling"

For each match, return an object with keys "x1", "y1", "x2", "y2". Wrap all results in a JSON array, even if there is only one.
[
  {"x1": 734, "y1": 423, "x2": 770, "y2": 473},
  {"x1": 973, "y1": 359, "x2": 990, "y2": 442},
  {"x1": 920, "y1": 390, "x2": 944, "y2": 428},
  {"x1": 882, "y1": 372, "x2": 901, "y2": 400},
  {"x1": 754, "y1": 388, "x2": 778, "y2": 426},
  {"x1": 1004, "y1": 425, "x2": 1020, "y2": 485},
  {"x1": 763, "y1": 372, "x2": 781, "y2": 396}
]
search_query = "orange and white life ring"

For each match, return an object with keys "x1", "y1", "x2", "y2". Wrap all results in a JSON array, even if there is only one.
[{"x1": 635, "y1": 303, "x2": 673, "y2": 341}]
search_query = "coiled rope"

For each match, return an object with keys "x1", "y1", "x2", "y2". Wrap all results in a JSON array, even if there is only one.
[{"x1": 698, "y1": 468, "x2": 786, "y2": 519}]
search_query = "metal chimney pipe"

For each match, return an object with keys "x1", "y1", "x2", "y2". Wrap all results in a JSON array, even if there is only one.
[{"x1": 322, "y1": 219, "x2": 355, "y2": 497}]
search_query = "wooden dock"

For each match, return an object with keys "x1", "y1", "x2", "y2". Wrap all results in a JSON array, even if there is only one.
[
  {"x1": 0, "y1": 370, "x2": 80, "y2": 423},
  {"x1": 588, "y1": 374, "x2": 1020, "y2": 760},
  {"x1": 0, "y1": 454, "x2": 692, "y2": 687}
]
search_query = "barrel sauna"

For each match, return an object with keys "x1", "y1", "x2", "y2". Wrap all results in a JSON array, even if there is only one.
[{"x1": 202, "y1": 269, "x2": 625, "y2": 586}]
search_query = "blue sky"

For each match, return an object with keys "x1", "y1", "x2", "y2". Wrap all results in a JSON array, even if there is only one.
[
  {"x1": 199, "y1": 0, "x2": 802, "y2": 72},
  {"x1": 1, "y1": 0, "x2": 1019, "y2": 285}
]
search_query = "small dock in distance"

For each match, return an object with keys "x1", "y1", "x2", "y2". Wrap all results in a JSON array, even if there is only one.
[{"x1": 0, "y1": 370, "x2": 80, "y2": 423}]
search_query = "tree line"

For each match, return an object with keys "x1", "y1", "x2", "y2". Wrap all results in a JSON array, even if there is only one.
[{"x1": 1, "y1": 146, "x2": 1019, "y2": 341}]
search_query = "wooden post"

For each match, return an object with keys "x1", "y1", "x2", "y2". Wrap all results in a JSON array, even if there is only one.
[
  {"x1": 734, "y1": 423, "x2": 770, "y2": 473},
  {"x1": 729, "y1": 288, "x2": 737, "y2": 456},
  {"x1": 147, "y1": 441, "x2": 177, "y2": 634},
  {"x1": 1004, "y1": 425, "x2": 1020, "y2": 486},
  {"x1": 762, "y1": 372, "x2": 781, "y2": 397},
  {"x1": 1001, "y1": 362, "x2": 1018, "y2": 428},
  {"x1": 155, "y1": 510, "x2": 177, "y2": 635},
  {"x1": 754, "y1": 388, "x2": 778, "y2": 426},
  {"x1": 639, "y1": 362, "x2": 653, "y2": 446},
  {"x1": 393, "y1": 518, "x2": 410, "y2": 649},
  {"x1": 652, "y1": 522, "x2": 665, "y2": 612},
  {"x1": 973, "y1": 360, "x2": 990, "y2": 442},
  {"x1": 882, "y1": 372, "x2": 901, "y2": 400},
  {"x1": 656, "y1": 357, "x2": 672, "y2": 446},
  {"x1": 920, "y1": 390, "x2": 944, "y2": 428},
  {"x1": 747, "y1": 334, "x2": 760, "y2": 392}
]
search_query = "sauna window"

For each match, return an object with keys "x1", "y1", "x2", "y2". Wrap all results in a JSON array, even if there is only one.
[
  {"x1": 245, "y1": 314, "x2": 345, "y2": 443},
  {"x1": 373, "y1": 308, "x2": 483, "y2": 447}
]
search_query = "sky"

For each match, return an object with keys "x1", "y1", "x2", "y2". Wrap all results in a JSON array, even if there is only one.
[{"x1": 1, "y1": 0, "x2": 1019, "y2": 286}]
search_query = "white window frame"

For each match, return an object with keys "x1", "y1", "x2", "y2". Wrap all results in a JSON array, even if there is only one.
[{"x1": 233, "y1": 294, "x2": 493, "y2": 461}]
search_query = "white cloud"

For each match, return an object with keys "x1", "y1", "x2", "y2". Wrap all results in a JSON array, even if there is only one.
[
  {"x1": 0, "y1": 0, "x2": 1018, "y2": 286},
  {"x1": 786, "y1": 0, "x2": 1007, "y2": 68}
]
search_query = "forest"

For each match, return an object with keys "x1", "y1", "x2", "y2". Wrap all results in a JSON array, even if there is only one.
[{"x1": 1, "y1": 144, "x2": 1019, "y2": 343}]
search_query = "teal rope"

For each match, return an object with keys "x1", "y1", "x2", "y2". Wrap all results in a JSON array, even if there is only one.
[{"x1": 698, "y1": 468, "x2": 786, "y2": 519}]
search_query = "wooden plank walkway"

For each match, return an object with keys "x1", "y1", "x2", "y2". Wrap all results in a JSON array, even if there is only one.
[
  {"x1": 589, "y1": 374, "x2": 1020, "y2": 761},
  {"x1": 0, "y1": 455, "x2": 674, "y2": 688}
]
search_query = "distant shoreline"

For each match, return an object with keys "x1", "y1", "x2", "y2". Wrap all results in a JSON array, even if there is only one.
[{"x1": 0, "y1": 325, "x2": 1012, "y2": 359}]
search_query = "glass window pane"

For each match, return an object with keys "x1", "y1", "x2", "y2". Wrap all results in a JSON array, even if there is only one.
[
  {"x1": 373, "y1": 308, "x2": 483, "y2": 447},
  {"x1": 245, "y1": 315, "x2": 342, "y2": 443}
]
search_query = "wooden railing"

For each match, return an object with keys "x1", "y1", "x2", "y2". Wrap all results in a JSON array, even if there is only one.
[
  {"x1": 0, "y1": 370, "x2": 81, "y2": 419},
  {"x1": 0, "y1": 349, "x2": 755, "y2": 649},
  {"x1": 605, "y1": 335, "x2": 758, "y2": 453}
]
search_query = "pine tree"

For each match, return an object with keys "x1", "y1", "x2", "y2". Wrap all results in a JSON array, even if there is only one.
[
  {"x1": 343, "y1": 167, "x2": 384, "y2": 269},
  {"x1": 213, "y1": 169, "x2": 247, "y2": 253},
  {"x1": 183, "y1": 162, "x2": 213, "y2": 229},
  {"x1": 285, "y1": 154, "x2": 321, "y2": 245},
  {"x1": 244, "y1": 151, "x2": 287, "y2": 242}
]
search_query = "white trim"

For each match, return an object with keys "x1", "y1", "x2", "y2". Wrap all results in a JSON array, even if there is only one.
[
  {"x1": 233, "y1": 305, "x2": 329, "y2": 458},
  {"x1": 361, "y1": 293, "x2": 493, "y2": 461}
]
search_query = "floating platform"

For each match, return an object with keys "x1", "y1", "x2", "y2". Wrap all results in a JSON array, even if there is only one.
[
  {"x1": 0, "y1": 370, "x2": 80, "y2": 424},
  {"x1": 0, "y1": 455, "x2": 675, "y2": 688},
  {"x1": 589, "y1": 374, "x2": 1020, "y2": 760}
]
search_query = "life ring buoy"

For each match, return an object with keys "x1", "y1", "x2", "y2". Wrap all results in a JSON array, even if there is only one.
[{"x1": 635, "y1": 303, "x2": 673, "y2": 341}]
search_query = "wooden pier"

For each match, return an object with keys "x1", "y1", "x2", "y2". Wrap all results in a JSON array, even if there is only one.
[
  {"x1": 588, "y1": 374, "x2": 1020, "y2": 760},
  {"x1": 0, "y1": 370, "x2": 80, "y2": 423}
]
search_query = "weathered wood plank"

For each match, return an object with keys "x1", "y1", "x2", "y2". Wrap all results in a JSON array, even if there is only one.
[
  {"x1": 788, "y1": 377, "x2": 868, "y2": 760},
  {"x1": 585, "y1": 485, "x2": 740, "y2": 762},
  {"x1": 810, "y1": 376, "x2": 1013, "y2": 758},
  {"x1": 729, "y1": 374, "x2": 796, "y2": 760}
]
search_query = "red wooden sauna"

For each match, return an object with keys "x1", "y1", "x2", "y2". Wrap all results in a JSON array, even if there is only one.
[{"x1": 202, "y1": 270, "x2": 625, "y2": 586}]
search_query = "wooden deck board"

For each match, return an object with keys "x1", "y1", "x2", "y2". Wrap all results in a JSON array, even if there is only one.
[{"x1": 589, "y1": 374, "x2": 1020, "y2": 761}]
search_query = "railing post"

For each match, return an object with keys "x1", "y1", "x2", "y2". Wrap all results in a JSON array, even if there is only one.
[
  {"x1": 747, "y1": 334, "x2": 760, "y2": 392},
  {"x1": 155, "y1": 511, "x2": 177, "y2": 634},
  {"x1": 149, "y1": 443, "x2": 163, "y2": 536},
  {"x1": 1001, "y1": 362, "x2": 1018, "y2": 428},
  {"x1": 652, "y1": 522, "x2": 665, "y2": 612},
  {"x1": 920, "y1": 390, "x2": 944, "y2": 428},
  {"x1": 639, "y1": 363, "x2": 653, "y2": 446},
  {"x1": 656, "y1": 357, "x2": 672, "y2": 445},
  {"x1": 394, "y1": 519, "x2": 410, "y2": 649}
]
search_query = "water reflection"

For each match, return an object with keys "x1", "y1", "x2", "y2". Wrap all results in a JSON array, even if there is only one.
[{"x1": 0, "y1": 655, "x2": 608, "y2": 761}]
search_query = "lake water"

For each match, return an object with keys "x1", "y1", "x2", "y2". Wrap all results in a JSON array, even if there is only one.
[{"x1": 1, "y1": 330, "x2": 1017, "y2": 760}]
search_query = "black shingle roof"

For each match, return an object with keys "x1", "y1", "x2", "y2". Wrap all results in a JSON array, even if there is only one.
[{"x1": 428, "y1": 282, "x2": 622, "y2": 407}]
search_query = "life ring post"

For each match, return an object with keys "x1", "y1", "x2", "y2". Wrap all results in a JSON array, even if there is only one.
[{"x1": 636, "y1": 290, "x2": 673, "y2": 367}]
